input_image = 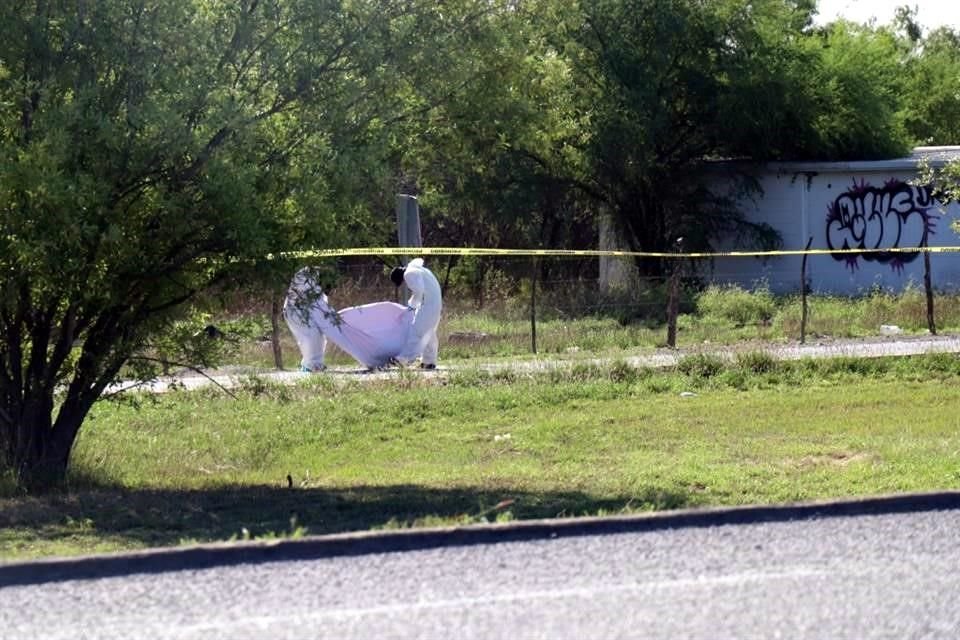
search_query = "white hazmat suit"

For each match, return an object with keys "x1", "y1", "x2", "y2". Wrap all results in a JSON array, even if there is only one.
[
  {"x1": 394, "y1": 258, "x2": 443, "y2": 367},
  {"x1": 283, "y1": 268, "x2": 329, "y2": 371},
  {"x1": 284, "y1": 267, "x2": 415, "y2": 371}
]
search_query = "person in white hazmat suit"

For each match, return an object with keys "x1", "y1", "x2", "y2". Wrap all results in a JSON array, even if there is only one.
[
  {"x1": 283, "y1": 267, "x2": 330, "y2": 372},
  {"x1": 390, "y1": 258, "x2": 442, "y2": 369}
]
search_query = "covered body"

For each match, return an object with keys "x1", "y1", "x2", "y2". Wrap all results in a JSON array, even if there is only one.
[{"x1": 284, "y1": 268, "x2": 413, "y2": 369}]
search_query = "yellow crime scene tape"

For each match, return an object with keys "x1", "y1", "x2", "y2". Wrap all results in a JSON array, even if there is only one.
[{"x1": 274, "y1": 245, "x2": 960, "y2": 260}]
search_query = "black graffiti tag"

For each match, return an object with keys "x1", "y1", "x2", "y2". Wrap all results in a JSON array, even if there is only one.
[{"x1": 826, "y1": 178, "x2": 936, "y2": 271}]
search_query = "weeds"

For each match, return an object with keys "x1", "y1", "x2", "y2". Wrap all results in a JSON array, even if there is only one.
[
  {"x1": 677, "y1": 353, "x2": 727, "y2": 378},
  {"x1": 697, "y1": 283, "x2": 776, "y2": 327},
  {"x1": 735, "y1": 351, "x2": 779, "y2": 374},
  {"x1": 215, "y1": 283, "x2": 960, "y2": 370}
]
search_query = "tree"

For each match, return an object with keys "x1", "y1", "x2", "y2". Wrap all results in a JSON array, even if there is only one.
[
  {"x1": 549, "y1": 0, "x2": 913, "y2": 273},
  {"x1": 900, "y1": 26, "x2": 960, "y2": 145},
  {"x1": 393, "y1": 0, "x2": 598, "y2": 293},
  {"x1": 548, "y1": 0, "x2": 791, "y2": 271},
  {"x1": 800, "y1": 19, "x2": 912, "y2": 159},
  {"x1": 401, "y1": 1, "x2": 879, "y2": 280},
  {"x1": 0, "y1": 0, "x2": 475, "y2": 491}
]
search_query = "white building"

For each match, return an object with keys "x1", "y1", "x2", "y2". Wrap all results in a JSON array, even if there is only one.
[{"x1": 705, "y1": 147, "x2": 960, "y2": 295}]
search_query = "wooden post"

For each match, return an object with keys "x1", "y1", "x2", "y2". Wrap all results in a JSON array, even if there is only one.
[
  {"x1": 530, "y1": 256, "x2": 538, "y2": 354},
  {"x1": 271, "y1": 294, "x2": 284, "y2": 370},
  {"x1": 800, "y1": 237, "x2": 812, "y2": 344},
  {"x1": 924, "y1": 249, "x2": 936, "y2": 335},
  {"x1": 666, "y1": 238, "x2": 683, "y2": 349},
  {"x1": 396, "y1": 194, "x2": 421, "y2": 300},
  {"x1": 396, "y1": 194, "x2": 422, "y2": 256}
]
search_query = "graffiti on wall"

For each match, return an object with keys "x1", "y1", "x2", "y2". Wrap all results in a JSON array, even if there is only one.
[{"x1": 826, "y1": 178, "x2": 937, "y2": 272}]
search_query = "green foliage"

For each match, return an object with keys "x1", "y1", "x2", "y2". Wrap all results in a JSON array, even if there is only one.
[
  {"x1": 799, "y1": 356, "x2": 889, "y2": 378},
  {"x1": 735, "y1": 351, "x2": 779, "y2": 375},
  {"x1": 397, "y1": 0, "x2": 596, "y2": 259},
  {"x1": 607, "y1": 360, "x2": 648, "y2": 383},
  {"x1": 677, "y1": 353, "x2": 727, "y2": 379},
  {"x1": 899, "y1": 26, "x2": 960, "y2": 145},
  {"x1": 444, "y1": 256, "x2": 519, "y2": 307},
  {"x1": 815, "y1": 8, "x2": 960, "y2": 149},
  {"x1": 901, "y1": 353, "x2": 960, "y2": 382},
  {"x1": 918, "y1": 156, "x2": 960, "y2": 229},
  {"x1": 2, "y1": 0, "x2": 951, "y2": 493},
  {"x1": 0, "y1": 0, "x2": 493, "y2": 491},
  {"x1": 800, "y1": 20, "x2": 911, "y2": 159},
  {"x1": 554, "y1": 0, "x2": 907, "y2": 265}
]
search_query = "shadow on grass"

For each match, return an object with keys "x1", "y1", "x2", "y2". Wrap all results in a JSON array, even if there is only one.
[
  {"x1": 4, "y1": 482, "x2": 960, "y2": 588},
  {"x1": 0, "y1": 482, "x2": 691, "y2": 553}
]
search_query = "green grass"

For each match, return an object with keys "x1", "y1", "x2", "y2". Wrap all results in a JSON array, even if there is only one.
[
  {"x1": 3, "y1": 354, "x2": 960, "y2": 561},
  {"x1": 223, "y1": 283, "x2": 960, "y2": 371}
]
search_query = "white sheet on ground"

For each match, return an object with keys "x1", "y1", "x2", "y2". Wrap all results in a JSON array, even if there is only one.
[{"x1": 314, "y1": 300, "x2": 414, "y2": 369}]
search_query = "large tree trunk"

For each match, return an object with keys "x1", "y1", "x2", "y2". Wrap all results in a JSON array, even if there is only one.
[
  {"x1": 12, "y1": 394, "x2": 104, "y2": 491},
  {"x1": 2, "y1": 312, "x2": 122, "y2": 492},
  {"x1": 15, "y1": 441, "x2": 72, "y2": 492},
  {"x1": 8, "y1": 404, "x2": 78, "y2": 492},
  {"x1": 622, "y1": 190, "x2": 672, "y2": 280},
  {"x1": 598, "y1": 208, "x2": 640, "y2": 293}
]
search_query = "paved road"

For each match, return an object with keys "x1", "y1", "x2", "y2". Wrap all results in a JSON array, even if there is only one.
[
  {"x1": 116, "y1": 334, "x2": 960, "y2": 393},
  {"x1": 3, "y1": 503, "x2": 959, "y2": 639}
]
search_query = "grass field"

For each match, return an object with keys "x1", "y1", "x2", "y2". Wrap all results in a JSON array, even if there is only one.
[{"x1": 3, "y1": 352, "x2": 960, "y2": 561}]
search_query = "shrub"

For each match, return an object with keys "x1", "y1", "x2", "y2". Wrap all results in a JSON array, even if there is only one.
[
  {"x1": 735, "y1": 351, "x2": 779, "y2": 374},
  {"x1": 696, "y1": 284, "x2": 777, "y2": 327},
  {"x1": 608, "y1": 360, "x2": 643, "y2": 383},
  {"x1": 677, "y1": 353, "x2": 727, "y2": 378}
]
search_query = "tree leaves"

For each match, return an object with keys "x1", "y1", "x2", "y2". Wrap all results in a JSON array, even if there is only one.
[{"x1": 0, "y1": 0, "x2": 478, "y2": 489}]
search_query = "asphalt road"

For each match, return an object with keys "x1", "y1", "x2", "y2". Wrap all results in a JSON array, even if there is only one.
[{"x1": 3, "y1": 499, "x2": 960, "y2": 639}]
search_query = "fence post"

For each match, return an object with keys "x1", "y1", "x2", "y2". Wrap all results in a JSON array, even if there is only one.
[
  {"x1": 666, "y1": 237, "x2": 683, "y2": 349},
  {"x1": 800, "y1": 237, "x2": 812, "y2": 344},
  {"x1": 530, "y1": 256, "x2": 538, "y2": 354},
  {"x1": 924, "y1": 249, "x2": 936, "y2": 335},
  {"x1": 270, "y1": 294, "x2": 285, "y2": 370}
]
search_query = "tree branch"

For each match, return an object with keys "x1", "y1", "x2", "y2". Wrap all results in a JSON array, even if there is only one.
[{"x1": 120, "y1": 356, "x2": 239, "y2": 399}]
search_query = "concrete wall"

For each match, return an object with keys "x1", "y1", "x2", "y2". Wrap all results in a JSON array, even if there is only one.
[{"x1": 707, "y1": 155, "x2": 960, "y2": 295}]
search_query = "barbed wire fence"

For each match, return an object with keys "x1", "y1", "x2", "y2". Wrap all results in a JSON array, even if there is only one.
[{"x1": 232, "y1": 246, "x2": 960, "y2": 369}]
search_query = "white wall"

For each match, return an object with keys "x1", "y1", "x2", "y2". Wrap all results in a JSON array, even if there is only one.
[{"x1": 708, "y1": 163, "x2": 960, "y2": 295}]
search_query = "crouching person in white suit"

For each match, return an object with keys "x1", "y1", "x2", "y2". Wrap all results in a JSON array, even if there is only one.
[
  {"x1": 391, "y1": 258, "x2": 442, "y2": 369},
  {"x1": 283, "y1": 267, "x2": 329, "y2": 372}
]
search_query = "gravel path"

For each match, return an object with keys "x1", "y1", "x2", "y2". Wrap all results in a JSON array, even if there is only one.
[{"x1": 113, "y1": 333, "x2": 960, "y2": 393}]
